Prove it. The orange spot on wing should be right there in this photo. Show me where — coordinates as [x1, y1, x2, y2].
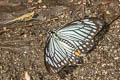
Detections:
[75, 49, 81, 56]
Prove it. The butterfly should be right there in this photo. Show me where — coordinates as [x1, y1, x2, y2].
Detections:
[44, 18, 104, 74]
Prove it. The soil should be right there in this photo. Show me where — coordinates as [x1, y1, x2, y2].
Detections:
[0, 0, 120, 80]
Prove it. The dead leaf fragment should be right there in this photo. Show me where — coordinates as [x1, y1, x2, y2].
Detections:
[24, 71, 30, 80]
[5, 11, 35, 24]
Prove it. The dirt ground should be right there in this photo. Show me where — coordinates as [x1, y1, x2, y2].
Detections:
[0, 0, 120, 80]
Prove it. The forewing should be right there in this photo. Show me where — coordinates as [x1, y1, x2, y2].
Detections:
[44, 37, 76, 74]
[56, 18, 104, 53]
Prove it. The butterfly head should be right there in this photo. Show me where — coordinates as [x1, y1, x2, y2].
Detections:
[46, 29, 53, 36]
[46, 29, 58, 39]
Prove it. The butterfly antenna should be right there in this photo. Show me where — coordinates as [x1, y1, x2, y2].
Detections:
[103, 14, 120, 26]
[46, 29, 52, 36]
[108, 15, 120, 25]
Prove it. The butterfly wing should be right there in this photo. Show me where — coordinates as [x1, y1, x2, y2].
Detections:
[56, 18, 104, 54]
[44, 18, 104, 74]
[44, 35, 76, 74]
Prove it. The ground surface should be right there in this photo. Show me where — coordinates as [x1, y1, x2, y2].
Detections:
[0, 0, 120, 80]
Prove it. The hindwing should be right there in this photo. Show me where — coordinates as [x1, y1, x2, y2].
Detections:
[44, 36, 76, 73]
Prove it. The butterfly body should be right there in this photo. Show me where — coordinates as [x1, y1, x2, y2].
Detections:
[44, 18, 104, 74]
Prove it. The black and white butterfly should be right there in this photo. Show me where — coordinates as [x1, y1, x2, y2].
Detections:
[44, 18, 104, 74]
